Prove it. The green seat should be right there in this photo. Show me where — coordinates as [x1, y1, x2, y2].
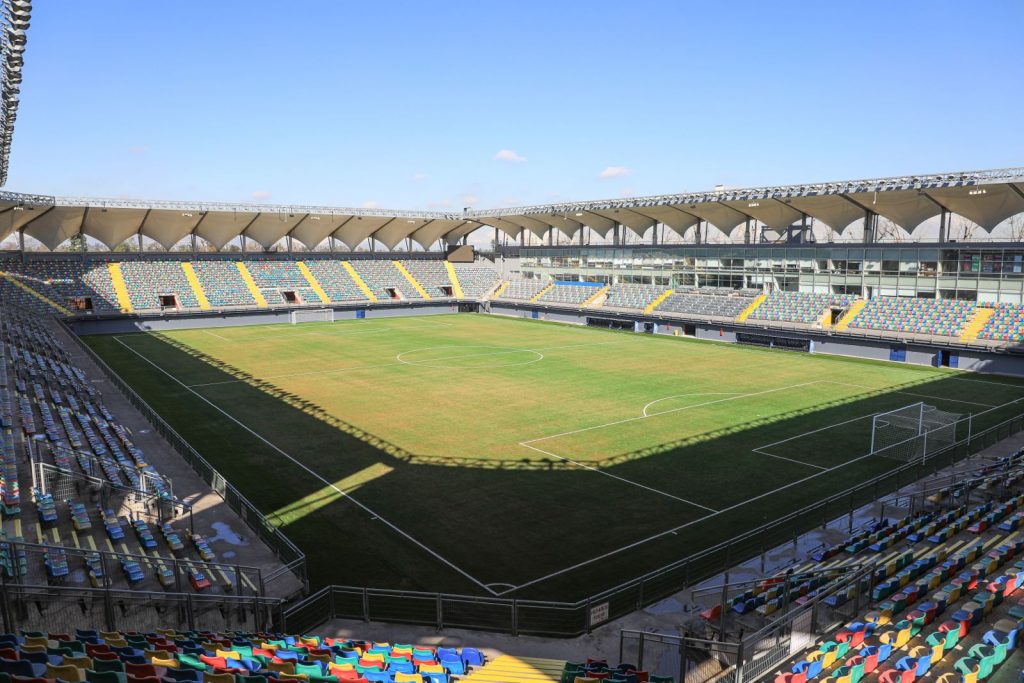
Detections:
[91, 660, 124, 674]
[63, 641, 86, 656]
[308, 676, 337, 683]
[85, 669, 126, 683]
[177, 654, 206, 671]
[295, 664, 322, 677]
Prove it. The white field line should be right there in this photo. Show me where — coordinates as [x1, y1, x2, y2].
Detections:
[201, 330, 231, 342]
[522, 380, 830, 446]
[187, 340, 624, 387]
[828, 380, 996, 408]
[518, 441, 719, 512]
[642, 393, 742, 418]
[111, 335, 500, 596]
[499, 445, 886, 596]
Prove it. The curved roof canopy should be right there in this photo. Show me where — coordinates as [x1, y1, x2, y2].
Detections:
[1, 167, 1023, 251]
[473, 167, 1024, 240]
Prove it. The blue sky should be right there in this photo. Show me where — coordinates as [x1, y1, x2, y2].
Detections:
[7, 1, 1023, 211]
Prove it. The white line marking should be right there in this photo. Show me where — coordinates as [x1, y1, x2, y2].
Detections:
[500, 446, 885, 596]
[519, 441, 719, 512]
[111, 335, 500, 596]
[202, 330, 230, 342]
[523, 380, 830, 445]
[643, 393, 742, 418]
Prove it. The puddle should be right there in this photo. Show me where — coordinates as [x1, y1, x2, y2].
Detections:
[208, 521, 249, 546]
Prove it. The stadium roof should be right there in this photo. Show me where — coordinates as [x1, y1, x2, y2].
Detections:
[0, 167, 1023, 251]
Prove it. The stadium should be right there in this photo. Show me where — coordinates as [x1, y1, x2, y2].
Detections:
[2, 3, 1024, 683]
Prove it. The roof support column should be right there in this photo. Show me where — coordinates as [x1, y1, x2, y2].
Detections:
[862, 210, 876, 244]
[651, 223, 658, 246]
[744, 218, 751, 245]
[938, 208, 949, 243]
[191, 232, 197, 256]
[17, 228, 23, 253]
[695, 220, 703, 245]
[137, 232, 143, 252]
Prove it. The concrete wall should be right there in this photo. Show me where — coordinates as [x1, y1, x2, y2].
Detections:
[485, 301, 1024, 377]
[71, 302, 457, 335]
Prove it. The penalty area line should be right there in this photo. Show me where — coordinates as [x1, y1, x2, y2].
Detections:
[518, 441, 719, 512]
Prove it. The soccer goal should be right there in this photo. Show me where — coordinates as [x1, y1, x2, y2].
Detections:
[871, 402, 961, 462]
[290, 308, 334, 324]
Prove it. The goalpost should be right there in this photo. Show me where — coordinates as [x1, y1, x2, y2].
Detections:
[871, 402, 960, 462]
[289, 308, 334, 324]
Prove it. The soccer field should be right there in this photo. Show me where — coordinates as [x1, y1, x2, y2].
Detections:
[85, 314, 1024, 601]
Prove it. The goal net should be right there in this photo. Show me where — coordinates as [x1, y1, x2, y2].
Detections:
[871, 402, 960, 462]
[290, 308, 334, 324]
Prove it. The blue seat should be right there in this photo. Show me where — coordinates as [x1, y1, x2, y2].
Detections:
[0, 658, 43, 678]
[461, 648, 484, 667]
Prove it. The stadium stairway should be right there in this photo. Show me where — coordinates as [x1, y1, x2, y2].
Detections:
[235, 262, 268, 307]
[492, 281, 510, 299]
[834, 299, 867, 331]
[735, 293, 766, 322]
[530, 283, 554, 303]
[296, 262, 331, 304]
[0, 273, 71, 315]
[179, 262, 211, 310]
[105, 263, 133, 313]
[582, 285, 609, 308]
[394, 260, 432, 299]
[342, 261, 379, 302]
[644, 288, 675, 314]
[444, 261, 465, 298]
[459, 655, 566, 683]
[962, 308, 996, 342]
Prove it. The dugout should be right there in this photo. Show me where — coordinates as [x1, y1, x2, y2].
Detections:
[586, 316, 633, 330]
[736, 332, 811, 352]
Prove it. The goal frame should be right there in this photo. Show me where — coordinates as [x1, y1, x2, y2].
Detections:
[289, 308, 334, 324]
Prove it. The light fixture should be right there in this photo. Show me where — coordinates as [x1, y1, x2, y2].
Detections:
[968, 189, 987, 196]
[575, 212, 584, 217]
[309, 215, 321, 221]
[181, 212, 193, 218]
[748, 202, 760, 208]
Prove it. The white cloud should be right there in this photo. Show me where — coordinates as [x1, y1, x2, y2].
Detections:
[599, 166, 632, 179]
[462, 194, 479, 206]
[411, 172, 428, 182]
[128, 145, 148, 154]
[361, 201, 379, 209]
[494, 149, 526, 163]
[251, 190, 272, 201]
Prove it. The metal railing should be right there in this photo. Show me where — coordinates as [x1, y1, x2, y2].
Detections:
[60, 320, 308, 597]
[0, 582, 283, 634]
[284, 408, 1024, 636]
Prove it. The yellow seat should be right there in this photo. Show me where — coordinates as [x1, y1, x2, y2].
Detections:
[574, 678, 600, 683]
[104, 638, 128, 649]
[99, 631, 122, 641]
[394, 674, 423, 683]
[62, 657, 93, 670]
[216, 650, 241, 661]
[151, 656, 179, 669]
[300, 637, 319, 647]
[24, 637, 50, 649]
[46, 664, 85, 683]
[144, 651, 173, 663]
[418, 664, 443, 674]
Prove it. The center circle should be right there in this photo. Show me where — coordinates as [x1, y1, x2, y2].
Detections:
[396, 345, 544, 368]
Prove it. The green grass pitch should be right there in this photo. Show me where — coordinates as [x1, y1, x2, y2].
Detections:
[84, 314, 1024, 601]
